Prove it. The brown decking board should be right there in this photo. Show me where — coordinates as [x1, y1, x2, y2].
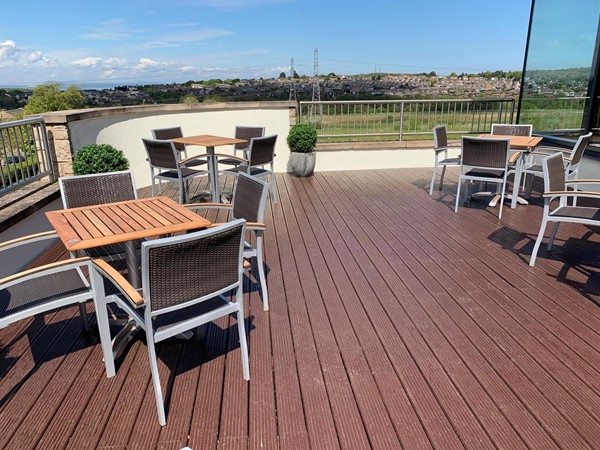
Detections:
[2, 169, 600, 449]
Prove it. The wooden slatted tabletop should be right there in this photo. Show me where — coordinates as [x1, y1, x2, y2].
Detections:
[480, 134, 543, 148]
[171, 134, 247, 148]
[46, 196, 211, 251]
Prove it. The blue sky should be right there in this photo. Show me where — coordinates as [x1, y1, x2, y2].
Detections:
[0, 0, 533, 87]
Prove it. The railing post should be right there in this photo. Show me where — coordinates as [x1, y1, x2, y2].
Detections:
[399, 102, 404, 142]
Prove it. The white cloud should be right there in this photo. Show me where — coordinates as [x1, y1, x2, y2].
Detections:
[0, 40, 18, 60]
[135, 57, 163, 70]
[180, 66, 195, 72]
[71, 57, 102, 68]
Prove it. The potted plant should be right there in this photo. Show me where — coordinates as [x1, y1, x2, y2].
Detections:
[72, 143, 129, 175]
[287, 123, 317, 177]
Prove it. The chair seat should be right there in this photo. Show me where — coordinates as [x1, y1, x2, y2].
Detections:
[137, 296, 230, 333]
[218, 157, 244, 166]
[224, 166, 270, 177]
[464, 168, 505, 179]
[0, 268, 89, 318]
[439, 157, 460, 165]
[551, 206, 600, 221]
[155, 167, 205, 180]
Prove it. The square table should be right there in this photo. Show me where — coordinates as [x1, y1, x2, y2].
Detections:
[479, 134, 543, 208]
[46, 196, 211, 288]
[171, 134, 247, 203]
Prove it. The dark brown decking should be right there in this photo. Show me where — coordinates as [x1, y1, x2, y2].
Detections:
[2, 168, 600, 449]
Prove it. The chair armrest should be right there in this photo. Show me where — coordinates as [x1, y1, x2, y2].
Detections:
[565, 179, 600, 184]
[544, 190, 600, 199]
[508, 151, 524, 164]
[215, 153, 248, 163]
[0, 230, 58, 251]
[180, 154, 210, 165]
[92, 259, 144, 306]
[0, 256, 90, 286]
[246, 222, 266, 230]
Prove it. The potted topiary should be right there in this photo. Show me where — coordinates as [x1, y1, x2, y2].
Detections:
[287, 123, 317, 177]
[72, 143, 129, 175]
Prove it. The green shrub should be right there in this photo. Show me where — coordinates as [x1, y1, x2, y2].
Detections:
[287, 123, 317, 153]
[72, 144, 129, 175]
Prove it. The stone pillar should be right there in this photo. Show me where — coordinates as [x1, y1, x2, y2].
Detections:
[46, 124, 74, 176]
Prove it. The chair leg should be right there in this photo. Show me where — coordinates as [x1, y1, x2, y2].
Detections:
[547, 222, 560, 251]
[530, 216, 549, 266]
[498, 179, 507, 221]
[146, 334, 167, 426]
[91, 269, 116, 377]
[255, 233, 268, 311]
[429, 161, 438, 195]
[454, 177, 462, 212]
[236, 290, 250, 381]
[439, 165, 447, 191]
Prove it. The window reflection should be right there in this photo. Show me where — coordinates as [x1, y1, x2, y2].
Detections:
[519, 0, 600, 134]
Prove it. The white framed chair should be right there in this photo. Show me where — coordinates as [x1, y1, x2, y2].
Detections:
[142, 138, 210, 204]
[59, 170, 140, 262]
[91, 219, 250, 425]
[491, 124, 532, 137]
[529, 152, 600, 266]
[219, 134, 278, 203]
[186, 172, 270, 310]
[523, 132, 593, 201]
[151, 127, 208, 168]
[429, 125, 460, 195]
[0, 231, 93, 330]
[455, 136, 511, 220]
[218, 126, 266, 167]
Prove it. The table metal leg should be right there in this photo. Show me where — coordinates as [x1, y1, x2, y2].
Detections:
[207, 146, 221, 203]
[125, 239, 140, 288]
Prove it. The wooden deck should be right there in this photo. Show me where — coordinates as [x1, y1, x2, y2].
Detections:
[2, 168, 600, 449]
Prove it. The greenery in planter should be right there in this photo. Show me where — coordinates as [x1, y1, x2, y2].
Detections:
[286, 123, 317, 153]
[72, 144, 129, 175]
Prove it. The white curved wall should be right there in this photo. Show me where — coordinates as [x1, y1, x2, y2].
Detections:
[57, 103, 292, 188]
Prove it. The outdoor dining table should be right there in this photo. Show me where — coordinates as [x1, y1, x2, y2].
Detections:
[479, 134, 543, 208]
[45, 196, 211, 289]
[170, 134, 247, 203]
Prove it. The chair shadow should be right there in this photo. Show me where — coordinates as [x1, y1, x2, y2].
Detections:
[159, 314, 256, 416]
[488, 226, 600, 305]
[0, 312, 97, 407]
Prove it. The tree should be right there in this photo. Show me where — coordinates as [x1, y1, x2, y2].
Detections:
[24, 83, 85, 114]
[180, 94, 199, 104]
[279, 72, 287, 79]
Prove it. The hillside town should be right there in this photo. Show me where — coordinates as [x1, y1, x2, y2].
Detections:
[0, 72, 521, 113]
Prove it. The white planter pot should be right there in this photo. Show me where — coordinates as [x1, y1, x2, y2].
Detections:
[288, 152, 316, 177]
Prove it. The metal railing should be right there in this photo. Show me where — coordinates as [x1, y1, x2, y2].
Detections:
[299, 98, 516, 142]
[0, 117, 54, 196]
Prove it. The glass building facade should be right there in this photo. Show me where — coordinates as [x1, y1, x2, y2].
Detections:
[517, 0, 600, 139]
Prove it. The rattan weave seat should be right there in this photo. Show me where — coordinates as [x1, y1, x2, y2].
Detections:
[0, 231, 92, 330]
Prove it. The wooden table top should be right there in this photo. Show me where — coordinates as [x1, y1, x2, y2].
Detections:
[479, 134, 543, 148]
[46, 196, 211, 252]
[171, 134, 247, 147]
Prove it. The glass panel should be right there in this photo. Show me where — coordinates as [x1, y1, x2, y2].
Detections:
[519, 0, 600, 134]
